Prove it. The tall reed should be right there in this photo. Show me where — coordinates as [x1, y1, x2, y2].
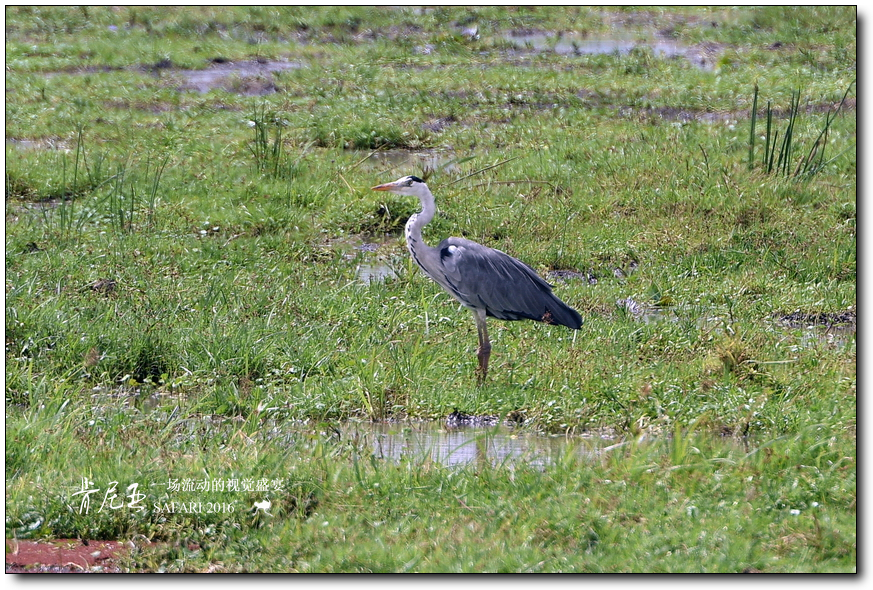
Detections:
[749, 81, 854, 179]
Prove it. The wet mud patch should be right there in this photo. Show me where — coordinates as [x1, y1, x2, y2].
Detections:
[421, 115, 458, 133]
[547, 269, 599, 285]
[40, 64, 125, 79]
[172, 59, 302, 95]
[102, 99, 180, 114]
[777, 310, 856, 328]
[617, 98, 855, 126]
[617, 105, 740, 124]
[5, 539, 130, 573]
[601, 8, 726, 35]
[422, 86, 851, 128]
[429, 89, 743, 126]
[36, 59, 302, 96]
[445, 410, 500, 428]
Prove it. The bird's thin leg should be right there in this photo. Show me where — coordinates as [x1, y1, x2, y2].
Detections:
[474, 309, 491, 384]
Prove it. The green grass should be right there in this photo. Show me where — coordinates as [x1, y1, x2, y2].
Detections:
[5, 6, 855, 572]
[5, 406, 856, 572]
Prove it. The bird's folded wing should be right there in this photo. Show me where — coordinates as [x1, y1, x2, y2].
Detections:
[437, 237, 574, 324]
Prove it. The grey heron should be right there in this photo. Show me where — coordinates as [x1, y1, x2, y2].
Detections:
[371, 175, 582, 382]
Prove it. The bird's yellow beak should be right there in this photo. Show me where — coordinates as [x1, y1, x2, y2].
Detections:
[371, 181, 398, 191]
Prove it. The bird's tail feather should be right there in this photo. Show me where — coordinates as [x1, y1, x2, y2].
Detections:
[544, 295, 583, 330]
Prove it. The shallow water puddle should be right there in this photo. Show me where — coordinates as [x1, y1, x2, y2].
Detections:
[776, 311, 856, 349]
[356, 262, 397, 285]
[6, 138, 68, 151]
[618, 302, 856, 350]
[503, 31, 716, 70]
[781, 322, 856, 350]
[616, 297, 676, 323]
[800, 325, 856, 349]
[173, 60, 302, 95]
[359, 149, 461, 175]
[36, 60, 302, 95]
[345, 421, 618, 468]
[326, 234, 400, 285]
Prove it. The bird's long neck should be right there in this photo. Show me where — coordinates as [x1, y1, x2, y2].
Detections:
[405, 186, 437, 264]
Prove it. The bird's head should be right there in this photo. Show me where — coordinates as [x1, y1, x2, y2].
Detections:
[371, 175, 430, 198]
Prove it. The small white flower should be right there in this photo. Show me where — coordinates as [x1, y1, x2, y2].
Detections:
[790, 509, 801, 515]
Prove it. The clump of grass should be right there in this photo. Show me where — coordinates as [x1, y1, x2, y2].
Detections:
[308, 113, 430, 150]
[247, 104, 293, 179]
[749, 81, 855, 178]
[5, 123, 108, 204]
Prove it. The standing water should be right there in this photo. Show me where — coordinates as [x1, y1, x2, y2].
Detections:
[343, 421, 620, 468]
[502, 30, 718, 70]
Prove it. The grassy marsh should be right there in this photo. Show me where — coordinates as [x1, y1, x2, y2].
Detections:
[5, 6, 855, 572]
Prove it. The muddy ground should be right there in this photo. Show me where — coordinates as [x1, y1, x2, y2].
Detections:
[5, 538, 131, 573]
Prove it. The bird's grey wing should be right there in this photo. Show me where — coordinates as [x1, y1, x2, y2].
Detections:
[436, 237, 582, 329]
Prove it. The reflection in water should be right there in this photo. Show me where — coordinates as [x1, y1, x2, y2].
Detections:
[776, 312, 856, 350]
[356, 262, 397, 285]
[361, 149, 461, 175]
[345, 422, 617, 468]
[798, 324, 856, 349]
[331, 236, 401, 285]
[617, 297, 671, 323]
